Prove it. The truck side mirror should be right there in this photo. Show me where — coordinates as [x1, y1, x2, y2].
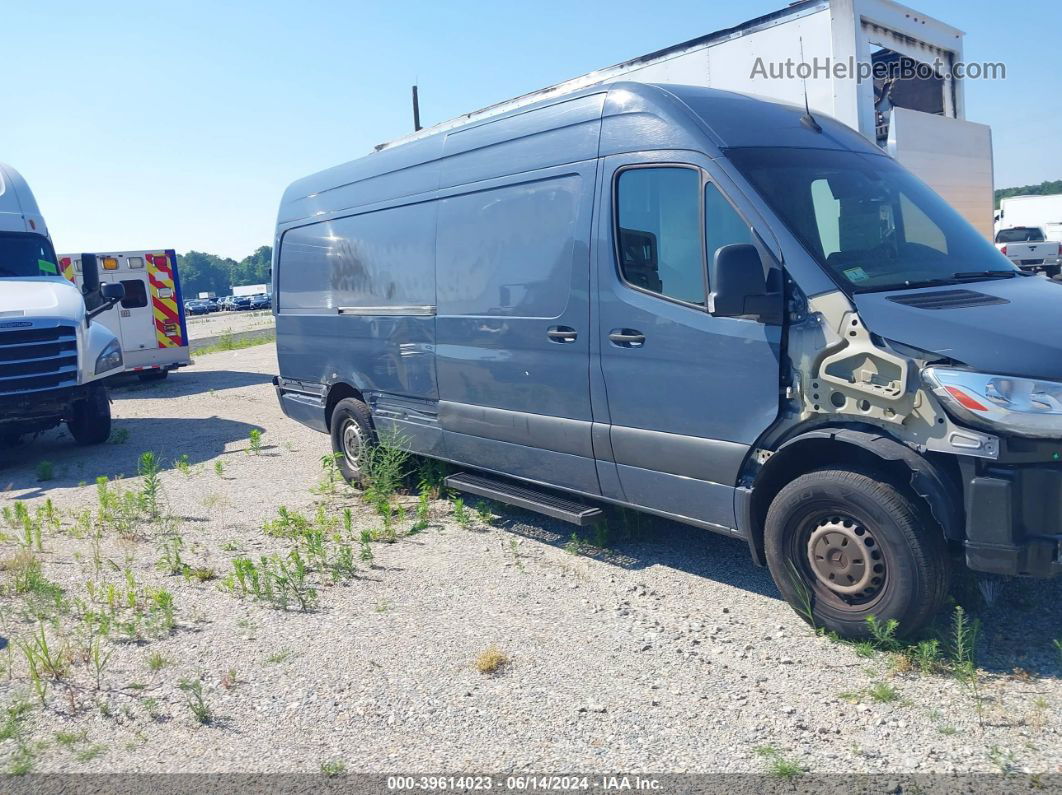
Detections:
[86, 278, 125, 321]
[708, 244, 782, 323]
[81, 253, 101, 309]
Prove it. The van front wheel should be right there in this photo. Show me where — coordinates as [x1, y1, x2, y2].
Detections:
[329, 397, 375, 486]
[764, 468, 949, 639]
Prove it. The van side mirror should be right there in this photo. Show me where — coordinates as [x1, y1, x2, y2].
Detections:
[708, 244, 782, 323]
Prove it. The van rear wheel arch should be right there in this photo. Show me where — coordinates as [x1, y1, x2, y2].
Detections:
[325, 383, 365, 432]
[747, 428, 962, 566]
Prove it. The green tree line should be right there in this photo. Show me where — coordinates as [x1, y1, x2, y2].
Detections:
[177, 246, 271, 297]
[995, 179, 1062, 209]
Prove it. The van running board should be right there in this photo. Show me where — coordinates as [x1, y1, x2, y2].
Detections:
[444, 472, 604, 526]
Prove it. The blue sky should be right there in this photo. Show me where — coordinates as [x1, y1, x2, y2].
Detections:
[6, 0, 1060, 259]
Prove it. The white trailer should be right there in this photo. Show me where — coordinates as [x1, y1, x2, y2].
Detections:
[232, 283, 269, 296]
[389, 0, 995, 237]
[997, 194, 1062, 241]
[60, 249, 191, 382]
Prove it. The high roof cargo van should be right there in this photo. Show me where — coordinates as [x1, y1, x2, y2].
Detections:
[272, 83, 1061, 638]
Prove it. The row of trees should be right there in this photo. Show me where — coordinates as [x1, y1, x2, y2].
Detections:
[177, 246, 272, 297]
[995, 179, 1062, 209]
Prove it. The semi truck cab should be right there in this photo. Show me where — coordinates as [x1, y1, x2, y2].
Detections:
[0, 162, 125, 447]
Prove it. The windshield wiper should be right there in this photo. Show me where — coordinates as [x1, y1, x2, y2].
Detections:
[952, 270, 1020, 281]
[853, 277, 961, 294]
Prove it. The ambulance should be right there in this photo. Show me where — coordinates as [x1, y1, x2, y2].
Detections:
[59, 249, 190, 381]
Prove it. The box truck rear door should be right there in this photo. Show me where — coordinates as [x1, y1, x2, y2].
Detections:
[887, 109, 995, 241]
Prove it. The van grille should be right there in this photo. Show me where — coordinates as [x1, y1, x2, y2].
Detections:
[0, 324, 79, 397]
[886, 290, 1009, 310]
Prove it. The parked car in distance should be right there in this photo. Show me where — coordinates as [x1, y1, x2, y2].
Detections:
[994, 227, 1062, 277]
[250, 293, 271, 310]
[185, 299, 210, 316]
[231, 295, 254, 311]
[274, 81, 1061, 640]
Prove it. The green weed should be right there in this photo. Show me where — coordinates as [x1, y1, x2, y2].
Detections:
[178, 677, 212, 725]
[35, 460, 54, 482]
[248, 429, 263, 455]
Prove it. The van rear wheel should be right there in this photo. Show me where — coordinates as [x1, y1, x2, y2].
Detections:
[329, 397, 376, 486]
[764, 468, 949, 639]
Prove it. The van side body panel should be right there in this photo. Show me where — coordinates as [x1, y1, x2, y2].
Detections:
[275, 83, 802, 527]
[433, 95, 604, 493]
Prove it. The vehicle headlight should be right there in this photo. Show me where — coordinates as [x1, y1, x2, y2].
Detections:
[923, 366, 1062, 439]
[95, 338, 123, 375]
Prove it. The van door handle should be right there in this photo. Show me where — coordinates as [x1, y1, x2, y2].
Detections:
[547, 326, 578, 343]
[608, 329, 646, 348]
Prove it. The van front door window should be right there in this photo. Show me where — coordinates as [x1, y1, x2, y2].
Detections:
[616, 167, 704, 304]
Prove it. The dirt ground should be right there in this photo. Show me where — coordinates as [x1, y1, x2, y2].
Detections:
[0, 343, 1059, 776]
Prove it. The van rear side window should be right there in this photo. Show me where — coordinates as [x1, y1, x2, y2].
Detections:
[615, 167, 703, 305]
[277, 203, 435, 312]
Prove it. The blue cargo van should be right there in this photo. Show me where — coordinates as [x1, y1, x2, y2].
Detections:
[273, 83, 1061, 637]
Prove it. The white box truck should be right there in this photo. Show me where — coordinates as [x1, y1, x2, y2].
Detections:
[997, 194, 1062, 242]
[0, 162, 125, 446]
[389, 0, 995, 237]
[59, 249, 191, 382]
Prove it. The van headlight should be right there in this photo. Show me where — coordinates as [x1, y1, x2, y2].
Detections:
[923, 366, 1062, 439]
[95, 338, 123, 374]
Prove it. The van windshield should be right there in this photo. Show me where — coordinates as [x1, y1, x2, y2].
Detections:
[0, 233, 60, 279]
[726, 147, 1018, 293]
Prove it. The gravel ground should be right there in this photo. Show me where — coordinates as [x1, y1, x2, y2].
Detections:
[184, 310, 274, 342]
[0, 343, 1059, 776]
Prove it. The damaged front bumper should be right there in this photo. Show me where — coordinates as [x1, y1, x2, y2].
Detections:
[962, 456, 1062, 577]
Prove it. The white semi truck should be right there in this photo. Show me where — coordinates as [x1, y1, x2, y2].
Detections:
[0, 162, 126, 446]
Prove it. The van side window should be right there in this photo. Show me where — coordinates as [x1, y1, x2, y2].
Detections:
[616, 167, 703, 304]
[705, 183, 754, 275]
[119, 279, 147, 309]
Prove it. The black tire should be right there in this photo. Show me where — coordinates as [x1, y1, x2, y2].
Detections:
[329, 397, 376, 486]
[137, 369, 169, 383]
[764, 468, 949, 639]
[68, 385, 112, 446]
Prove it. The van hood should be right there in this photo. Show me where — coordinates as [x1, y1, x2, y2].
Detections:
[0, 277, 85, 321]
[853, 276, 1062, 381]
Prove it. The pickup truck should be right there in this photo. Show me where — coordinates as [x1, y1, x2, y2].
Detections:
[994, 226, 1062, 277]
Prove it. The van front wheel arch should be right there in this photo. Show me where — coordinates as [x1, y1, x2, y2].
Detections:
[764, 468, 950, 639]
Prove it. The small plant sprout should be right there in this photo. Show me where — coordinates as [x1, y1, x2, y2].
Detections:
[321, 760, 346, 777]
[248, 429, 263, 455]
[563, 533, 585, 556]
[138, 451, 163, 519]
[474, 500, 494, 526]
[175, 454, 191, 475]
[359, 531, 375, 566]
[754, 746, 807, 781]
[35, 460, 55, 482]
[868, 681, 900, 703]
[451, 498, 471, 528]
[178, 677, 212, 725]
[214, 460, 225, 478]
[147, 651, 169, 672]
[475, 645, 510, 674]
[108, 427, 130, 444]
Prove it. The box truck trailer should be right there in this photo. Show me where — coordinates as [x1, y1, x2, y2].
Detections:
[996, 194, 1062, 242]
[59, 249, 190, 382]
[0, 162, 125, 446]
[273, 79, 1060, 639]
[384, 0, 996, 238]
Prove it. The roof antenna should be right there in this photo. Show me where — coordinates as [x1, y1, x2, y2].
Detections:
[412, 84, 422, 132]
[798, 37, 822, 133]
